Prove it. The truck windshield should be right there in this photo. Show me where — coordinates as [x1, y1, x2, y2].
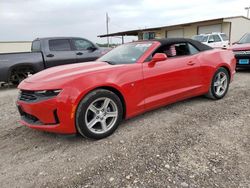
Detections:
[98, 43, 152, 64]
[238, 33, 250, 44]
[193, 35, 208, 43]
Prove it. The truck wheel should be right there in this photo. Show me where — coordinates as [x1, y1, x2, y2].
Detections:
[76, 89, 123, 139]
[9, 68, 34, 85]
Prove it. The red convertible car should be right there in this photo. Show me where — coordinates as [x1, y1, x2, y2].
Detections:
[17, 39, 236, 139]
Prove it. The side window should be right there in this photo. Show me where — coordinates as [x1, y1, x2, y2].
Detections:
[174, 43, 190, 56]
[213, 35, 222, 42]
[188, 43, 199, 55]
[153, 42, 195, 58]
[73, 39, 94, 50]
[143, 32, 155, 40]
[208, 35, 214, 42]
[31, 40, 41, 52]
[49, 39, 72, 51]
[164, 44, 177, 57]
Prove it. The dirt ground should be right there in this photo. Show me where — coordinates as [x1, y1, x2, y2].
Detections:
[0, 71, 250, 188]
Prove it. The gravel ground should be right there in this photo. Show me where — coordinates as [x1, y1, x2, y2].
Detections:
[0, 71, 250, 188]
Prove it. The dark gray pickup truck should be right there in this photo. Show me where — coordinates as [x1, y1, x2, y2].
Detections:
[0, 37, 109, 84]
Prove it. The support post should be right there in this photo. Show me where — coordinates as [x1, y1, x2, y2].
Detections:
[122, 36, 124, 44]
[106, 13, 109, 47]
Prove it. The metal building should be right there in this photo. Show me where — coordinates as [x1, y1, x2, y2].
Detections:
[98, 16, 250, 44]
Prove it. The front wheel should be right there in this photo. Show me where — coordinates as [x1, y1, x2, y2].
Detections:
[76, 89, 123, 139]
[206, 67, 230, 100]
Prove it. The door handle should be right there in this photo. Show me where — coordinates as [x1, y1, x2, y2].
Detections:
[76, 52, 83, 55]
[187, 61, 195, 66]
[46, 54, 54, 58]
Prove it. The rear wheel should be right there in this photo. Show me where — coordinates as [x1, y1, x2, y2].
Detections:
[76, 89, 123, 139]
[206, 67, 230, 100]
[9, 67, 34, 85]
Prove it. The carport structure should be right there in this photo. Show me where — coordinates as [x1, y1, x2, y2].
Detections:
[98, 16, 250, 44]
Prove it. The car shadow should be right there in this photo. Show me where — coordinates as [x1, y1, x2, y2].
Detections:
[236, 68, 250, 73]
[122, 95, 210, 125]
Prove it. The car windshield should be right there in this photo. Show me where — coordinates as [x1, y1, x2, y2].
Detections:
[193, 35, 203, 42]
[98, 43, 153, 64]
[193, 35, 208, 42]
[238, 33, 250, 44]
[220, 34, 229, 41]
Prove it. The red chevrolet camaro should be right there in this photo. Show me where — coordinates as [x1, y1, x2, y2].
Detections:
[17, 39, 236, 139]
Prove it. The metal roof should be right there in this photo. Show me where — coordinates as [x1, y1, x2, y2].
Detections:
[98, 16, 249, 38]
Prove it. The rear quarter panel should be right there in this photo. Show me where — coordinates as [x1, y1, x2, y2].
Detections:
[198, 49, 236, 90]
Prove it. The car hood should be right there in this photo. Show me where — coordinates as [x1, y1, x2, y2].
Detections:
[230, 43, 250, 51]
[23, 61, 124, 83]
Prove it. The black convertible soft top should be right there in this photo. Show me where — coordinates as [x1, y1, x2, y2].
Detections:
[152, 38, 213, 52]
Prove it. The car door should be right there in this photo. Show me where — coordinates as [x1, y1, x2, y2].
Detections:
[44, 39, 77, 68]
[72, 38, 101, 62]
[142, 42, 203, 110]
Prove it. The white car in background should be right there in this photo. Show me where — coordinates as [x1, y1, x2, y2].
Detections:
[192, 33, 230, 48]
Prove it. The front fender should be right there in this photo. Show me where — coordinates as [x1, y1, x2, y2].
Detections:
[64, 65, 145, 119]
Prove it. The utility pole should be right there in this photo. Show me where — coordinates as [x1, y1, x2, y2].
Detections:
[245, 7, 250, 18]
[106, 13, 110, 47]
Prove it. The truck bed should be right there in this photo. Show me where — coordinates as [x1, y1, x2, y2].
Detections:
[0, 52, 44, 82]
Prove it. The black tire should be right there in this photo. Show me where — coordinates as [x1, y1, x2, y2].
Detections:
[76, 89, 123, 139]
[206, 67, 230, 100]
[9, 68, 34, 85]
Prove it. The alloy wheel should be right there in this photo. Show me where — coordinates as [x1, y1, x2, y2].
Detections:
[85, 97, 118, 134]
[213, 72, 228, 97]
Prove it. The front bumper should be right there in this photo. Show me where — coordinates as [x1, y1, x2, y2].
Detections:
[234, 51, 250, 68]
[16, 93, 77, 134]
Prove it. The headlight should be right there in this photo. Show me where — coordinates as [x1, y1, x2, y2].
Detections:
[34, 89, 62, 97]
[19, 89, 62, 102]
[18, 89, 62, 102]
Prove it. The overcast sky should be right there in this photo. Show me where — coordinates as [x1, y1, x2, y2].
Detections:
[0, 0, 249, 43]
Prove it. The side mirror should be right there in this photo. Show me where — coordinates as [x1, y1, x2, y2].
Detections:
[208, 39, 215, 43]
[151, 53, 167, 62]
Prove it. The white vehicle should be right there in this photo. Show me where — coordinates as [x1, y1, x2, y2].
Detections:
[192, 33, 229, 48]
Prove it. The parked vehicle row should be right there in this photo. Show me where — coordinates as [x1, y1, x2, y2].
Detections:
[16, 38, 236, 139]
[0, 37, 109, 84]
[193, 32, 250, 68]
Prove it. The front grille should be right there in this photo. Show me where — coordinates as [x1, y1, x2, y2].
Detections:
[234, 51, 250, 55]
[19, 90, 37, 102]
